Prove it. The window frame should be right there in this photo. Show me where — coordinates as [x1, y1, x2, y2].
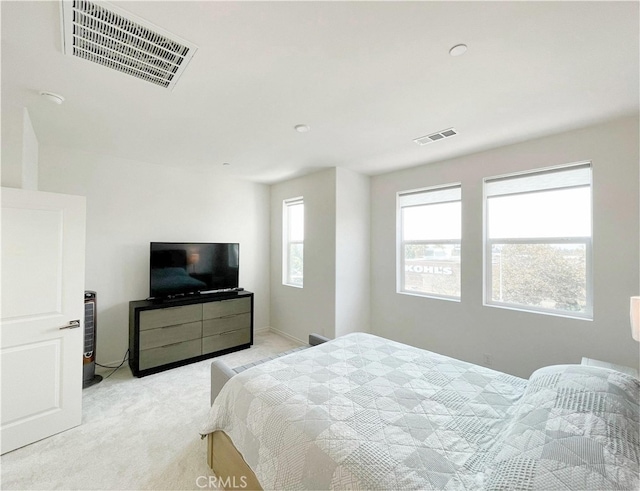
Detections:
[397, 183, 462, 301]
[282, 196, 304, 288]
[483, 162, 593, 319]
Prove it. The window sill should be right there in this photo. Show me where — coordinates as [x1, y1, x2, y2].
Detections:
[398, 290, 460, 302]
[484, 301, 593, 321]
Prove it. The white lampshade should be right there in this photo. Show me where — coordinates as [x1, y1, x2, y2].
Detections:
[631, 296, 640, 342]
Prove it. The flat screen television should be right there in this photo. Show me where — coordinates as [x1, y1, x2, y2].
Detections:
[150, 242, 239, 298]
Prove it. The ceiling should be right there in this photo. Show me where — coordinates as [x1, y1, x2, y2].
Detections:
[2, 1, 638, 184]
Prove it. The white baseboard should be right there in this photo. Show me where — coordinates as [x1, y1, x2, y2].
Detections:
[267, 326, 306, 345]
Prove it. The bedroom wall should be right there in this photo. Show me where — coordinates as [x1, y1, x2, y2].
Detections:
[270, 167, 371, 342]
[1, 104, 24, 188]
[335, 167, 371, 337]
[270, 168, 337, 342]
[21, 108, 39, 190]
[370, 115, 640, 379]
[38, 145, 271, 365]
[1, 106, 39, 190]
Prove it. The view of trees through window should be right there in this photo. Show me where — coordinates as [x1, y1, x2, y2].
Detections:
[288, 242, 303, 286]
[491, 243, 587, 313]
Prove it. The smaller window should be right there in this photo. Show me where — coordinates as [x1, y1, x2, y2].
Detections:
[398, 184, 462, 299]
[283, 197, 304, 287]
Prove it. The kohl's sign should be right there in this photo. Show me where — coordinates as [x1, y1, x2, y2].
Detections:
[405, 264, 453, 275]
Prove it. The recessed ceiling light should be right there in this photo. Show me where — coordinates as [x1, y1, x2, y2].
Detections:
[40, 91, 65, 104]
[449, 44, 468, 57]
[294, 124, 310, 133]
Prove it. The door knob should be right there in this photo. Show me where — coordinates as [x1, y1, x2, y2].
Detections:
[59, 319, 80, 330]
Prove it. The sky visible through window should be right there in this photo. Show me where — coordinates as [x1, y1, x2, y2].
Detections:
[288, 203, 304, 241]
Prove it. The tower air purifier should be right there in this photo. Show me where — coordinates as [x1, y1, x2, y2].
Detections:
[83, 291, 102, 388]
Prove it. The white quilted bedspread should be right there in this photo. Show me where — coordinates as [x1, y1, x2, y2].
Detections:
[203, 333, 639, 490]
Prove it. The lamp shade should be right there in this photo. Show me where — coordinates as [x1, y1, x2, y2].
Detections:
[631, 296, 640, 342]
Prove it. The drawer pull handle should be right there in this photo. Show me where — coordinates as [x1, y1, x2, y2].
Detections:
[221, 330, 242, 336]
[161, 341, 184, 348]
[160, 323, 199, 329]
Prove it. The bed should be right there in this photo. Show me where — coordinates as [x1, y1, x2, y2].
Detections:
[202, 332, 639, 490]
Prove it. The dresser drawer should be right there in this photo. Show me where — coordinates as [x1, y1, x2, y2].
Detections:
[139, 304, 202, 330]
[139, 321, 202, 350]
[202, 328, 251, 355]
[203, 313, 250, 337]
[139, 339, 201, 370]
[203, 298, 251, 320]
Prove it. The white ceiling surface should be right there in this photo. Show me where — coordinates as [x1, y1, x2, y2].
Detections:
[2, 1, 638, 183]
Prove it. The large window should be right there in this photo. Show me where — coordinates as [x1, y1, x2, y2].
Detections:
[484, 163, 592, 318]
[398, 184, 461, 299]
[283, 197, 304, 287]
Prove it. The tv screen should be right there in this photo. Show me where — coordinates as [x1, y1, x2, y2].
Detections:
[150, 242, 239, 298]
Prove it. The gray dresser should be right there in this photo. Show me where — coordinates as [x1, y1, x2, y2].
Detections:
[129, 292, 253, 377]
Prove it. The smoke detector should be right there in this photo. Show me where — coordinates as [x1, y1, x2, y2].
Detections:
[40, 91, 65, 104]
[294, 124, 311, 133]
[60, 0, 197, 90]
[413, 128, 458, 146]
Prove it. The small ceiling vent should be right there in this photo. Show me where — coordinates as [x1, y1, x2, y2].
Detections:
[61, 0, 197, 90]
[413, 128, 458, 146]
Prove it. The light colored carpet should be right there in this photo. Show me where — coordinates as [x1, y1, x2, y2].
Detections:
[1, 330, 302, 490]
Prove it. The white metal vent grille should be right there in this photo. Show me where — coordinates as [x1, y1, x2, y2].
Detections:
[61, 0, 197, 90]
[413, 128, 458, 146]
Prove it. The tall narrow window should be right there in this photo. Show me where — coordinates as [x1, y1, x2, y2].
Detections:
[398, 184, 461, 299]
[283, 197, 304, 287]
[484, 163, 592, 318]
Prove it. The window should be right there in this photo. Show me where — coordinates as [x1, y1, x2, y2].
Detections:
[484, 163, 592, 318]
[398, 184, 461, 299]
[283, 197, 304, 287]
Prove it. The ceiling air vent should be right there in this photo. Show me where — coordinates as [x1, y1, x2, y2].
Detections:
[413, 128, 458, 146]
[60, 0, 197, 90]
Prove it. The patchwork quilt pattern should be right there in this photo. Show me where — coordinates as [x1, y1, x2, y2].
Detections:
[203, 333, 639, 490]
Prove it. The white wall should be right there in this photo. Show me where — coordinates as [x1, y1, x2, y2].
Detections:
[270, 167, 371, 342]
[1, 106, 39, 190]
[371, 116, 640, 378]
[21, 108, 38, 190]
[270, 168, 337, 342]
[335, 167, 371, 336]
[1, 104, 23, 188]
[39, 145, 271, 365]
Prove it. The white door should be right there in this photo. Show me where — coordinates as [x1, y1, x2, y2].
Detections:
[1, 187, 86, 454]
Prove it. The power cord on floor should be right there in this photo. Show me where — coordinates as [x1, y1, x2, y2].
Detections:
[96, 349, 130, 379]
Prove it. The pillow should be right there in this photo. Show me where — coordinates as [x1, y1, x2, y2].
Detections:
[484, 365, 639, 490]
